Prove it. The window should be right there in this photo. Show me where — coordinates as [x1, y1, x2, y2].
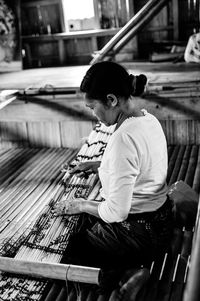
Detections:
[62, 0, 95, 19]
[62, 0, 97, 31]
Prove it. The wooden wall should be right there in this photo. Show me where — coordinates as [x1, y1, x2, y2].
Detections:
[132, 96, 200, 145]
[0, 95, 96, 149]
[9, 0, 200, 68]
[0, 94, 199, 149]
[0, 0, 22, 72]
[20, 0, 134, 68]
[133, 0, 175, 59]
[178, 0, 200, 40]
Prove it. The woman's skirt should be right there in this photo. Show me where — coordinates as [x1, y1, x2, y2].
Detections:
[65, 197, 174, 270]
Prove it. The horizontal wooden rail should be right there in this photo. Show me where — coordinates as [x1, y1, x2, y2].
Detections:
[0, 257, 101, 284]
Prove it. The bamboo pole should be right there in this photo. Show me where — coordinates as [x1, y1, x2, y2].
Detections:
[192, 147, 200, 194]
[90, 0, 168, 64]
[0, 257, 101, 284]
[112, 0, 170, 55]
[167, 145, 180, 184]
[177, 146, 192, 182]
[0, 149, 77, 253]
[168, 145, 186, 186]
[183, 199, 200, 301]
[185, 145, 199, 188]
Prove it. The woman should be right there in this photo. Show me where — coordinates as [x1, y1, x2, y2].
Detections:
[54, 61, 173, 297]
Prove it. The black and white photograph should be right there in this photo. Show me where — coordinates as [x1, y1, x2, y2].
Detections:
[0, 0, 199, 300]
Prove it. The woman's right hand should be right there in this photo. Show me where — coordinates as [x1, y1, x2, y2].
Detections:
[69, 161, 101, 178]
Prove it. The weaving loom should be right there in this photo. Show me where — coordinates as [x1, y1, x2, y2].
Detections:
[0, 123, 114, 300]
[0, 119, 199, 300]
[0, 61, 200, 300]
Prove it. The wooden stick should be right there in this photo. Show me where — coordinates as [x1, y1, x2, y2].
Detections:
[0, 96, 16, 110]
[0, 257, 101, 284]
[112, 0, 170, 55]
[183, 199, 200, 301]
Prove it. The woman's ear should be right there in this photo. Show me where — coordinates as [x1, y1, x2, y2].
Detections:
[106, 94, 118, 107]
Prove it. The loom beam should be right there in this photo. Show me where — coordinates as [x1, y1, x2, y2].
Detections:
[0, 257, 101, 284]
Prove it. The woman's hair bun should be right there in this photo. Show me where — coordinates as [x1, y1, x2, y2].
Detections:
[130, 73, 147, 96]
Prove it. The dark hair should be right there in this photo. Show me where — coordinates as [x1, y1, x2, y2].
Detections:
[80, 61, 147, 103]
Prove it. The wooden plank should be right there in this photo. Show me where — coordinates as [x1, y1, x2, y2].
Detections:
[27, 122, 61, 148]
[0, 97, 17, 111]
[22, 28, 120, 40]
[93, 0, 100, 29]
[175, 121, 190, 145]
[22, 0, 60, 7]
[0, 63, 200, 91]
[0, 148, 32, 184]
[168, 145, 186, 186]
[167, 145, 180, 183]
[169, 230, 194, 301]
[185, 145, 199, 188]
[58, 39, 65, 64]
[42, 283, 61, 301]
[0, 257, 100, 284]
[172, 0, 179, 40]
[192, 147, 200, 193]
[154, 228, 184, 301]
[177, 146, 192, 182]
[0, 121, 28, 148]
[183, 202, 200, 301]
[140, 254, 168, 300]
[60, 120, 94, 149]
[0, 96, 199, 146]
[0, 91, 18, 110]
[58, 0, 65, 32]
[0, 97, 94, 122]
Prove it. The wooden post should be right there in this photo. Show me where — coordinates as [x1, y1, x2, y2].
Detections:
[58, 0, 66, 32]
[0, 257, 101, 284]
[183, 198, 200, 301]
[58, 39, 65, 65]
[93, 0, 100, 29]
[172, 0, 179, 40]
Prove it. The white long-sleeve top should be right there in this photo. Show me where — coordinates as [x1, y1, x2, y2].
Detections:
[98, 110, 168, 223]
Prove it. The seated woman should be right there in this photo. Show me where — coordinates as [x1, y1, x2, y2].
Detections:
[54, 61, 173, 299]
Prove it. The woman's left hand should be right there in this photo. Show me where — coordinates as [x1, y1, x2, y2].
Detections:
[53, 198, 84, 216]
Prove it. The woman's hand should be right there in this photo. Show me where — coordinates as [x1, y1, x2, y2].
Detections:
[69, 161, 101, 178]
[54, 198, 101, 218]
[53, 198, 84, 216]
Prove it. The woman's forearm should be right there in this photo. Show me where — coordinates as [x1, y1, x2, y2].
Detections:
[81, 199, 100, 218]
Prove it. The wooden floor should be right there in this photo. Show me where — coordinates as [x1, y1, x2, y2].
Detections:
[0, 62, 200, 91]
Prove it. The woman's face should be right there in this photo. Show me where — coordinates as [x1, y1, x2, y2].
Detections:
[85, 96, 117, 126]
